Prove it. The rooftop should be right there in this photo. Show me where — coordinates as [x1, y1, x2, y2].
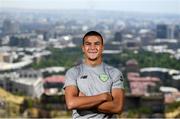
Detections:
[44, 75, 65, 83]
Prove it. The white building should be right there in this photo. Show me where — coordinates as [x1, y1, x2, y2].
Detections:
[0, 69, 44, 98]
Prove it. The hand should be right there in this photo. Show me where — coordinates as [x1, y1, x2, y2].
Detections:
[100, 92, 112, 102]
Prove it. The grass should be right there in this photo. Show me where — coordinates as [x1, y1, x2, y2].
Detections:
[0, 87, 24, 105]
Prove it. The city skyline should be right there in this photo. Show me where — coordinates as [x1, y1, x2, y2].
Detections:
[0, 0, 180, 15]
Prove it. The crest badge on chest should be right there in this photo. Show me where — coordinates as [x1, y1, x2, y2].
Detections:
[99, 74, 109, 82]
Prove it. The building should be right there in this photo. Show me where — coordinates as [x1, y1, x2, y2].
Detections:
[0, 69, 44, 98]
[156, 24, 179, 39]
[43, 75, 64, 96]
[124, 93, 164, 117]
[174, 25, 180, 39]
[160, 86, 180, 103]
[121, 34, 141, 50]
[0, 52, 13, 63]
[0, 60, 33, 71]
[139, 29, 155, 46]
[140, 67, 180, 90]
[126, 59, 139, 73]
[9, 36, 31, 47]
[114, 31, 122, 42]
[2, 19, 20, 35]
[72, 35, 82, 46]
[156, 24, 168, 39]
[151, 39, 179, 50]
[128, 72, 160, 95]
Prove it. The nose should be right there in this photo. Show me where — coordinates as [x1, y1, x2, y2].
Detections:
[90, 44, 96, 49]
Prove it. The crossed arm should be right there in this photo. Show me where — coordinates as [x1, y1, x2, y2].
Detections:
[64, 85, 124, 114]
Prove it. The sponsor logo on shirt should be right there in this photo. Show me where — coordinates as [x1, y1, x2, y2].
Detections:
[80, 75, 88, 79]
[120, 76, 123, 81]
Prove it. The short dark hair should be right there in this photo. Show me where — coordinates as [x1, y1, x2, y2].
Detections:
[83, 31, 103, 45]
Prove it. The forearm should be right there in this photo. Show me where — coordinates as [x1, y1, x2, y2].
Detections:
[97, 101, 123, 114]
[65, 86, 112, 110]
[66, 94, 106, 110]
[97, 89, 124, 114]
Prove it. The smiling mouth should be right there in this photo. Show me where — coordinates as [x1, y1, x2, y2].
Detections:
[88, 52, 97, 53]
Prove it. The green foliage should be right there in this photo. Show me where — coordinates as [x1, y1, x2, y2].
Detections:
[125, 50, 180, 70]
[31, 47, 82, 69]
[127, 106, 152, 118]
[32, 48, 180, 71]
[166, 101, 180, 112]
[21, 97, 39, 110]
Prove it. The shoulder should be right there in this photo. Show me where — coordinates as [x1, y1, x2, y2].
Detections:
[103, 63, 123, 76]
[65, 64, 82, 76]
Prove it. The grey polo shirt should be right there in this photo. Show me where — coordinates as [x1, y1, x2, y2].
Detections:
[64, 63, 124, 119]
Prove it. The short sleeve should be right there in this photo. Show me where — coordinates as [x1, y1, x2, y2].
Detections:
[112, 70, 124, 89]
[63, 67, 78, 89]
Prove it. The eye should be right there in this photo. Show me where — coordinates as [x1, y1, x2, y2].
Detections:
[85, 42, 91, 46]
[95, 42, 101, 45]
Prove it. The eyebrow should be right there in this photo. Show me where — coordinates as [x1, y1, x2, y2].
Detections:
[84, 41, 101, 44]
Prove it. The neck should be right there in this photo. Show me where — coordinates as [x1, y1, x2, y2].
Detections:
[84, 58, 102, 67]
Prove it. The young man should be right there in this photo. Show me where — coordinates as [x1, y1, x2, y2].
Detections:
[64, 31, 124, 118]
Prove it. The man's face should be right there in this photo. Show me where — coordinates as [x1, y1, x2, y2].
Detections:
[82, 35, 104, 61]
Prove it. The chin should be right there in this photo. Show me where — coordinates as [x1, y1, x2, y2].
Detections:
[88, 57, 98, 61]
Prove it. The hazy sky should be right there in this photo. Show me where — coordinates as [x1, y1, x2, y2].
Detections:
[0, 0, 180, 14]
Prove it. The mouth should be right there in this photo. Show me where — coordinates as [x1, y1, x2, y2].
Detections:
[86, 52, 98, 60]
[88, 52, 97, 53]
[88, 50, 98, 53]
